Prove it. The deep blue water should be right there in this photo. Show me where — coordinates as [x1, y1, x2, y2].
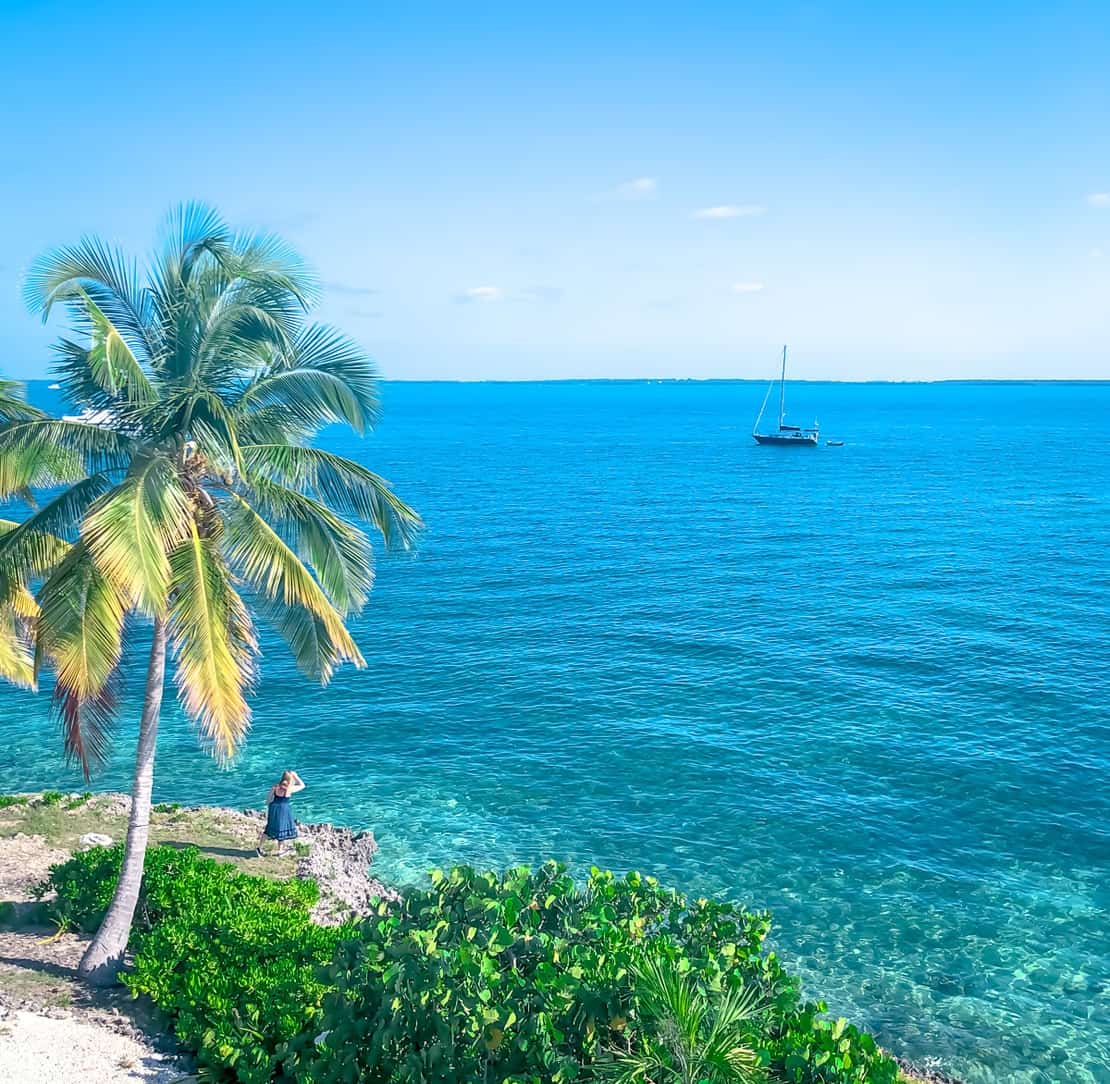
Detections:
[2, 380, 1108, 1083]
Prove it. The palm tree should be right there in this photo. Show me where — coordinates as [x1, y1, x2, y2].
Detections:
[0, 203, 421, 985]
[604, 956, 765, 1084]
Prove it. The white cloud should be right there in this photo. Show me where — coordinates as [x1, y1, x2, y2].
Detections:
[455, 286, 504, 303]
[615, 177, 658, 200]
[1087, 192, 1110, 208]
[730, 281, 765, 294]
[692, 204, 766, 220]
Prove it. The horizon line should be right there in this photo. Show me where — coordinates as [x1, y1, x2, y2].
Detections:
[14, 376, 1110, 387]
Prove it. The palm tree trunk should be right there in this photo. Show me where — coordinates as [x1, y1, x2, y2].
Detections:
[78, 617, 167, 986]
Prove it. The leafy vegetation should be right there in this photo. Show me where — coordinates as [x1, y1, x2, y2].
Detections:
[42, 844, 348, 1083]
[0, 203, 421, 981]
[0, 793, 28, 808]
[39, 851, 899, 1084]
[602, 955, 764, 1084]
[292, 864, 898, 1084]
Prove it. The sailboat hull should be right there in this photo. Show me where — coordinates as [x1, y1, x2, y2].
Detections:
[753, 431, 819, 446]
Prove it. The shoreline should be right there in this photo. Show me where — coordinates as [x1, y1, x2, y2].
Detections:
[0, 790, 962, 1084]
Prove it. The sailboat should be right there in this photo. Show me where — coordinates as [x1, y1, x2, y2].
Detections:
[752, 346, 818, 446]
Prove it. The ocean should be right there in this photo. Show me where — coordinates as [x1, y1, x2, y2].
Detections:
[1, 379, 1107, 1083]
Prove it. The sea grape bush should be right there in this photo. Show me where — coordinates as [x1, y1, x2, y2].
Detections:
[289, 863, 898, 1084]
[40, 851, 898, 1084]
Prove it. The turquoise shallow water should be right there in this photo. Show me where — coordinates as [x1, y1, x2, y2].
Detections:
[1, 380, 1108, 1083]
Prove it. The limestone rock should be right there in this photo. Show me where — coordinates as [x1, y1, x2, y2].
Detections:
[295, 823, 400, 924]
[78, 833, 114, 849]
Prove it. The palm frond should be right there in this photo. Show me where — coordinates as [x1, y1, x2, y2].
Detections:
[22, 235, 155, 360]
[0, 380, 45, 424]
[167, 519, 257, 759]
[0, 610, 35, 689]
[0, 439, 84, 499]
[609, 958, 764, 1084]
[0, 478, 107, 603]
[35, 544, 127, 777]
[233, 477, 374, 613]
[181, 391, 243, 472]
[81, 457, 193, 615]
[155, 201, 231, 287]
[222, 492, 364, 676]
[223, 229, 319, 306]
[240, 444, 422, 550]
[76, 291, 158, 406]
[0, 418, 133, 480]
[238, 324, 380, 434]
[255, 597, 351, 684]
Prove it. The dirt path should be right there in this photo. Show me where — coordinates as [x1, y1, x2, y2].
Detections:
[0, 1007, 182, 1083]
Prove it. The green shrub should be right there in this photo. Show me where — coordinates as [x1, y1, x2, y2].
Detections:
[38, 790, 65, 806]
[290, 863, 896, 1084]
[38, 844, 121, 932]
[0, 794, 28, 809]
[40, 844, 346, 1084]
[39, 851, 897, 1084]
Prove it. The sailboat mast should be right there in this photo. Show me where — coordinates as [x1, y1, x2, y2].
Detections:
[778, 345, 787, 429]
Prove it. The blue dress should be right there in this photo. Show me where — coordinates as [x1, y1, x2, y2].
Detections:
[264, 788, 298, 841]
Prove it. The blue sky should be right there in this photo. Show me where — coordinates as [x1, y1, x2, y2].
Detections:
[1, 1, 1108, 380]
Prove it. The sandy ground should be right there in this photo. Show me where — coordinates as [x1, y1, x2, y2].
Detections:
[0, 823, 189, 1084]
[0, 1008, 183, 1083]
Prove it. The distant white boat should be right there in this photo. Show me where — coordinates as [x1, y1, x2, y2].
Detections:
[48, 383, 60, 390]
[61, 408, 116, 427]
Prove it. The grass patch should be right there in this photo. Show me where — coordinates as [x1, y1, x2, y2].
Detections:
[0, 792, 297, 879]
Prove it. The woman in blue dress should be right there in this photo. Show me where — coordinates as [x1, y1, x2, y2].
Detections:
[256, 770, 305, 856]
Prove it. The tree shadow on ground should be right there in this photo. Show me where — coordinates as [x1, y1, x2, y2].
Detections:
[0, 953, 72, 979]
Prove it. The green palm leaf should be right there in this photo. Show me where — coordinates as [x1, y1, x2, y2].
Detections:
[241, 443, 423, 549]
[167, 520, 257, 759]
[81, 457, 193, 615]
[233, 477, 374, 613]
[605, 957, 764, 1084]
[23, 235, 156, 362]
[0, 479, 108, 604]
[35, 544, 128, 776]
[0, 610, 35, 689]
[0, 418, 133, 478]
[0, 380, 45, 424]
[238, 324, 380, 434]
[79, 291, 158, 406]
[222, 492, 364, 669]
